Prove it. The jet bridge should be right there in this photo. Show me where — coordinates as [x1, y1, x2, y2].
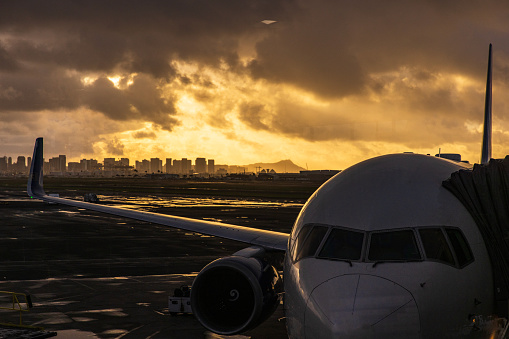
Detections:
[444, 156, 509, 318]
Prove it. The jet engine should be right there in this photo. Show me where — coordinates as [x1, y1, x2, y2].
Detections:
[191, 255, 282, 335]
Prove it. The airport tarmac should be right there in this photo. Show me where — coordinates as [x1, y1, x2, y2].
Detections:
[0, 274, 286, 339]
[0, 178, 319, 338]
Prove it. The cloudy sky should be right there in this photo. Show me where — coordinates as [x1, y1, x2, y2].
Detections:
[1, 1, 509, 169]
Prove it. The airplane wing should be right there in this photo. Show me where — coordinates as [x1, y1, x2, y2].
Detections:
[27, 138, 289, 251]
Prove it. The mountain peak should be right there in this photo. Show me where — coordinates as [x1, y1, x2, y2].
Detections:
[244, 160, 306, 173]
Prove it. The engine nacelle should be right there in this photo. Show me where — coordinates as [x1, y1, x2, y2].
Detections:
[191, 255, 282, 335]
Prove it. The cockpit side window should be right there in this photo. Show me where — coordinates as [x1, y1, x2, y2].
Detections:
[446, 228, 474, 267]
[293, 225, 328, 262]
[318, 228, 364, 260]
[419, 228, 455, 266]
[367, 230, 421, 261]
[290, 224, 313, 261]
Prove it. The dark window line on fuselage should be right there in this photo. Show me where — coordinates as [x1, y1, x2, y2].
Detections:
[291, 224, 475, 269]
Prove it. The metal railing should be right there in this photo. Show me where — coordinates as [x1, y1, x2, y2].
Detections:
[0, 291, 33, 326]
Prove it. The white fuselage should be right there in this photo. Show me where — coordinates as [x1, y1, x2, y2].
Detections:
[283, 154, 494, 338]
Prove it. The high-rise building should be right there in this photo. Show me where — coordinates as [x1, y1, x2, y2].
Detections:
[119, 158, 129, 168]
[165, 158, 172, 173]
[150, 158, 162, 173]
[16, 156, 26, 173]
[207, 159, 215, 174]
[59, 155, 66, 172]
[68, 162, 81, 172]
[172, 160, 182, 174]
[0, 156, 7, 172]
[103, 158, 116, 170]
[136, 159, 150, 173]
[181, 158, 191, 175]
[49, 157, 60, 172]
[142, 159, 150, 172]
[27, 157, 32, 173]
[80, 159, 99, 172]
[195, 158, 206, 174]
[8, 157, 12, 170]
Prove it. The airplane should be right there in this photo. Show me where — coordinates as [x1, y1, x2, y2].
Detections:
[27, 44, 507, 338]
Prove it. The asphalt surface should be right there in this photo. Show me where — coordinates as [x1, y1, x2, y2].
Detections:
[0, 178, 317, 338]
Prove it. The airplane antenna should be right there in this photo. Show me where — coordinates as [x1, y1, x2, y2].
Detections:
[481, 43, 493, 164]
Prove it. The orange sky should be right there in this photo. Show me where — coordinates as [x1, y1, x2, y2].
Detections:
[1, 1, 509, 170]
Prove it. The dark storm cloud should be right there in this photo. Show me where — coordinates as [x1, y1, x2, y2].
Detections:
[268, 103, 354, 142]
[0, 0, 293, 76]
[2, 0, 509, 154]
[133, 131, 157, 139]
[0, 43, 19, 71]
[0, 67, 82, 112]
[0, 66, 178, 129]
[238, 103, 269, 130]
[104, 138, 125, 156]
[249, 1, 509, 100]
[249, 8, 367, 98]
[0, 0, 295, 137]
[83, 78, 131, 120]
[83, 75, 177, 130]
[2, 0, 506, 103]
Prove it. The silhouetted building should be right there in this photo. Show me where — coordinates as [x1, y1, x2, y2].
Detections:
[435, 153, 465, 163]
[68, 162, 81, 172]
[208, 159, 215, 174]
[150, 158, 162, 173]
[49, 156, 66, 172]
[0, 156, 7, 172]
[181, 158, 191, 175]
[103, 158, 116, 170]
[165, 158, 172, 173]
[80, 159, 99, 172]
[216, 164, 228, 175]
[135, 159, 150, 173]
[173, 160, 182, 174]
[195, 158, 206, 174]
[16, 156, 26, 173]
[59, 155, 66, 172]
[119, 158, 129, 167]
[49, 157, 60, 172]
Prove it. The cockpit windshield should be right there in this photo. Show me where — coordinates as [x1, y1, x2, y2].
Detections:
[291, 224, 473, 269]
[368, 230, 421, 261]
[318, 228, 364, 260]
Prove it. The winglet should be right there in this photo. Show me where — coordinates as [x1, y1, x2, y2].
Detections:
[481, 43, 492, 164]
[27, 137, 46, 198]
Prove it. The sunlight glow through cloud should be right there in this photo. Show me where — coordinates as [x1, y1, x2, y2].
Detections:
[2, 1, 509, 170]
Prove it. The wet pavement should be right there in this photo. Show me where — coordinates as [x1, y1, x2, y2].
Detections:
[0, 274, 286, 339]
[0, 179, 314, 338]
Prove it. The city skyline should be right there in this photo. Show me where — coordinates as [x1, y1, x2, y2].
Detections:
[1, 152, 306, 175]
[2, 3, 509, 169]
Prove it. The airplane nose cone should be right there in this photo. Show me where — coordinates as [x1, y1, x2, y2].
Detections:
[304, 275, 420, 338]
